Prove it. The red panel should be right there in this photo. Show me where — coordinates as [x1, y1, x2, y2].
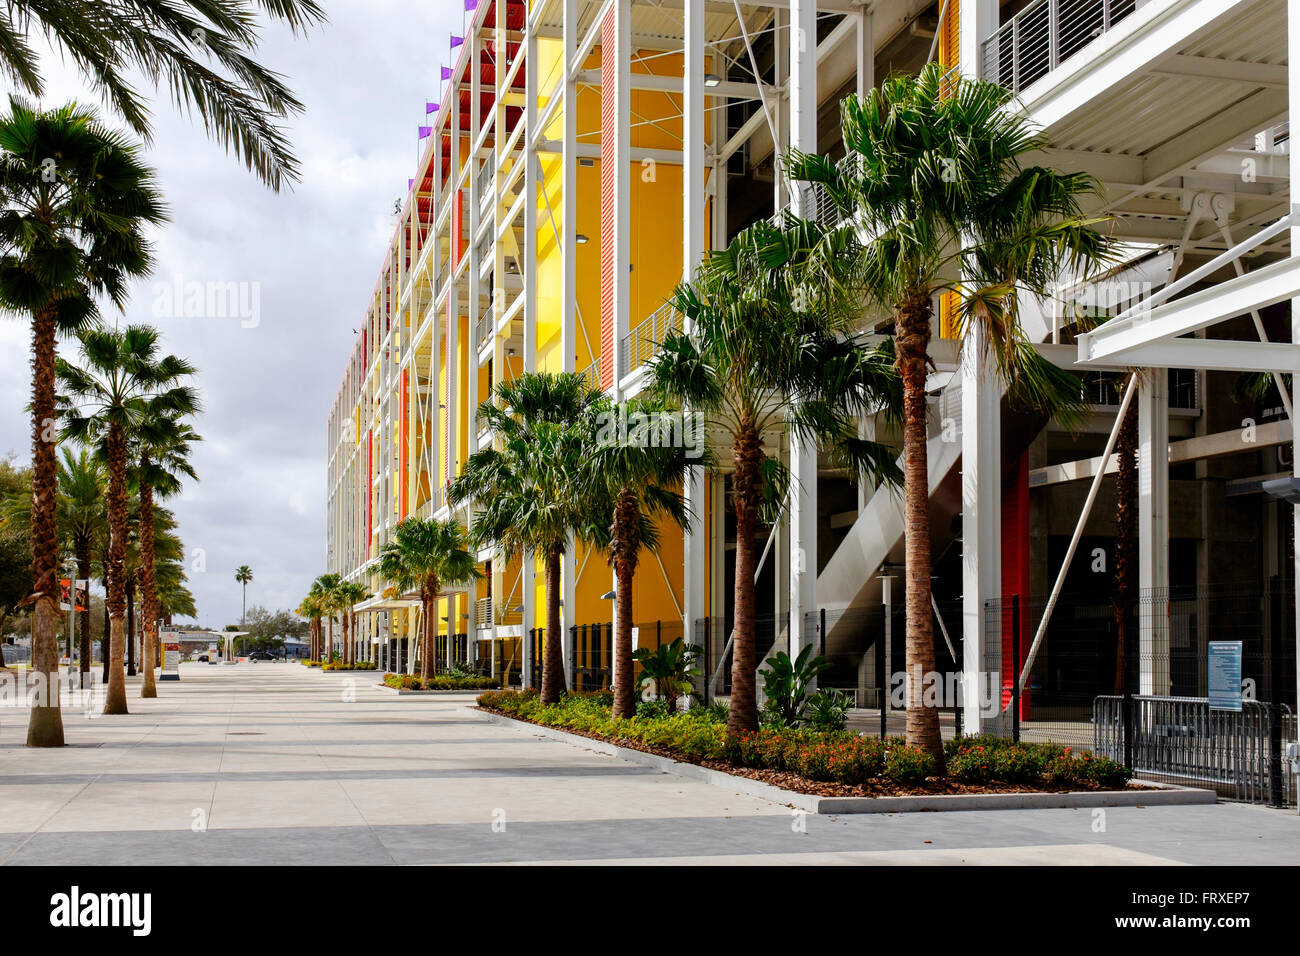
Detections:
[399, 377, 408, 520]
[452, 190, 464, 267]
[598, 7, 616, 390]
[1000, 448, 1032, 718]
[366, 429, 373, 558]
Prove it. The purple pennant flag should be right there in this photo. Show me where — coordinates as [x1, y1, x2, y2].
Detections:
[418, 126, 432, 139]
[426, 102, 439, 114]
[465, 0, 477, 9]
[408, 179, 414, 189]
[450, 34, 464, 48]
[441, 66, 453, 80]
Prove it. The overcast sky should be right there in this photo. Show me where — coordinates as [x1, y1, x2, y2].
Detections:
[0, 1, 465, 627]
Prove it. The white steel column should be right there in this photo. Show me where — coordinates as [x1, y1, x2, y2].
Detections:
[524, 21, 539, 373]
[788, 0, 818, 666]
[959, 0, 1001, 734]
[1291, 0, 1300, 740]
[857, 7, 874, 98]
[560, 0, 584, 687]
[1138, 374, 1170, 694]
[682, 0, 707, 670]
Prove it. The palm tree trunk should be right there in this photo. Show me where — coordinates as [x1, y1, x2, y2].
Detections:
[76, 546, 92, 679]
[1113, 385, 1138, 695]
[139, 477, 159, 698]
[126, 574, 137, 676]
[897, 294, 943, 771]
[611, 489, 641, 719]
[103, 421, 130, 715]
[101, 557, 110, 685]
[420, 584, 435, 683]
[540, 548, 565, 705]
[26, 304, 64, 746]
[728, 426, 763, 736]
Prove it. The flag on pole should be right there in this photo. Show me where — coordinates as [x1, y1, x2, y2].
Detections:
[426, 102, 439, 114]
[465, 0, 478, 9]
[408, 179, 415, 189]
[450, 35, 464, 48]
[419, 126, 432, 139]
[441, 66, 453, 80]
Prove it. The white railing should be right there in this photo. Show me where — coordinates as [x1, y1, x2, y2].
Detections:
[981, 0, 1137, 94]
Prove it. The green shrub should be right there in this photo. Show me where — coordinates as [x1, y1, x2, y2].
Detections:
[884, 745, 935, 785]
[802, 688, 853, 732]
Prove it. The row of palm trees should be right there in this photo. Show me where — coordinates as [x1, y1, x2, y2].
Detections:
[311, 67, 1112, 763]
[457, 67, 1109, 765]
[0, 3, 322, 748]
[298, 574, 370, 667]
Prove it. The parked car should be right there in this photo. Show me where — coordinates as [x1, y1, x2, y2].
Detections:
[248, 650, 278, 661]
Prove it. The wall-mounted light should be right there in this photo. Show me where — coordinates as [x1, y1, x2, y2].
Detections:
[575, 234, 589, 244]
[600, 590, 616, 600]
[703, 73, 722, 87]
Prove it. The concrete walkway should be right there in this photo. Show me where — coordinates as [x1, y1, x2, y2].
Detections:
[0, 663, 1295, 865]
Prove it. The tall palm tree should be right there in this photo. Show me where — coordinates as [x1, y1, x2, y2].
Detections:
[448, 373, 605, 704]
[0, 99, 164, 746]
[311, 572, 342, 661]
[298, 592, 325, 661]
[377, 518, 479, 683]
[651, 219, 902, 737]
[0, 1, 326, 190]
[134, 411, 199, 697]
[333, 580, 369, 667]
[234, 565, 253, 626]
[58, 324, 199, 715]
[787, 63, 1113, 765]
[585, 397, 693, 718]
[57, 448, 105, 680]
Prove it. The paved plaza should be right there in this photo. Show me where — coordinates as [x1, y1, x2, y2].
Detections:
[0, 663, 1296, 865]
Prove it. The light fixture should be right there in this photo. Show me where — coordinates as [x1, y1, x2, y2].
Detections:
[600, 590, 616, 600]
[704, 73, 722, 87]
[575, 234, 589, 244]
[511, 604, 524, 613]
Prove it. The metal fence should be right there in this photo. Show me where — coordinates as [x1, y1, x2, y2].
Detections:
[981, 0, 1138, 94]
[1093, 695, 1294, 804]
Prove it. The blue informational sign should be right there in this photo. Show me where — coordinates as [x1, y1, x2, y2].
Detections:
[1207, 641, 1243, 712]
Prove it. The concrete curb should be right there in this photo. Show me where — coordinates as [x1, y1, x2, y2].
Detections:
[374, 684, 496, 696]
[472, 709, 1218, 814]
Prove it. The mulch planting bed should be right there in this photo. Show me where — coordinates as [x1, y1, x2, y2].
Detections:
[476, 706, 1151, 798]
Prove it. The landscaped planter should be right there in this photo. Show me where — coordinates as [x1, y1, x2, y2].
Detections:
[473, 691, 1216, 814]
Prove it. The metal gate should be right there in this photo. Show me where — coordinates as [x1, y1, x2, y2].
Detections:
[1093, 695, 1294, 805]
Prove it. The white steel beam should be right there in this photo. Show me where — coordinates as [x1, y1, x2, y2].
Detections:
[1138, 374, 1170, 695]
[960, 0, 1002, 735]
[1078, 253, 1300, 366]
[788, 0, 817, 667]
[1289, 0, 1300, 739]
[683, 0, 707, 671]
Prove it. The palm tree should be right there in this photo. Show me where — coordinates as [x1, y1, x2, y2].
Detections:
[57, 448, 105, 679]
[234, 565, 253, 626]
[0, 1, 326, 190]
[58, 324, 199, 715]
[0, 99, 164, 746]
[650, 219, 902, 737]
[134, 410, 200, 697]
[297, 592, 325, 661]
[586, 396, 693, 718]
[311, 573, 342, 661]
[787, 63, 1113, 765]
[448, 373, 605, 704]
[377, 518, 480, 683]
[334, 580, 369, 667]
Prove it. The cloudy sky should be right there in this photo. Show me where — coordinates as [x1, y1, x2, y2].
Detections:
[0, 2, 465, 626]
